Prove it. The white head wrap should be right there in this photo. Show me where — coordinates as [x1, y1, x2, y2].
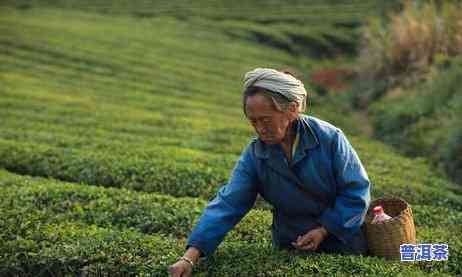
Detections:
[243, 68, 307, 112]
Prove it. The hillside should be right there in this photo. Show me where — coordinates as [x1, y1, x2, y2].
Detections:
[0, 2, 461, 276]
[348, 0, 462, 186]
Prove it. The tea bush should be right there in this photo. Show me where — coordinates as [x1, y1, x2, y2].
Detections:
[1, 170, 461, 275]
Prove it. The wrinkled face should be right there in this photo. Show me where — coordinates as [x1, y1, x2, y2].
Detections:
[245, 94, 293, 145]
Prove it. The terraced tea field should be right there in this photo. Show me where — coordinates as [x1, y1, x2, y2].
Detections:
[1, 2, 461, 276]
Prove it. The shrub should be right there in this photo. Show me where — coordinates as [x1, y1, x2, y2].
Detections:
[0, 210, 451, 276]
[354, 0, 462, 106]
[0, 169, 273, 242]
[0, 218, 183, 276]
[0, 139, 231, 199]
[369, 57, 462, 184]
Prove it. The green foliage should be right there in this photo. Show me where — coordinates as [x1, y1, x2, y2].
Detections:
[218, 19, 360, 58]
[0, 6, 365, 200]
[0, 0, 380, 23]
[196, 242, 440, 276]
[1, 169, 461, 275]
[2, 130, 462, 210]
[0, 1, 461, 275]
[352, 0, 462, 107]
[0, 169, 274, 242]
[370, 57, 462, 184]
[416, 226, 462, 275]
[0, 218, 183, 276]
[1, 215, 441, 277]
[0, 138, 233, 199]
[442, 127, 462, 184]
[1, 171, 458, 276]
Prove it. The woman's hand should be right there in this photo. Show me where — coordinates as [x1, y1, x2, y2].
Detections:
[168, 260, 193, 277]
[292, 226, 328, 251]
[168, 247, 201, 277]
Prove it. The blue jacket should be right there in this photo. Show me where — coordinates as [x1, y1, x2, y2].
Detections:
[187, 115, 371, 256]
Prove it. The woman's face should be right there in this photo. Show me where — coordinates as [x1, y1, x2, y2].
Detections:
[245, 94, 294, 145]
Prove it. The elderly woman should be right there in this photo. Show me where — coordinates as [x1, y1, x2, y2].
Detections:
[169, 68, 370, 276]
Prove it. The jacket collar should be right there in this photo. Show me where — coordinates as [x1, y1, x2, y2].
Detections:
[254, 115, 319, 163]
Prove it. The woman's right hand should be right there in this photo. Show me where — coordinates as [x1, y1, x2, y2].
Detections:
[169, 247, 201, 276]
[168, 260, 193, 277]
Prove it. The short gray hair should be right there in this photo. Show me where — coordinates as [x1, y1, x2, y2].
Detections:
[243, 68, 307, 112]
[243, 86, 298, 115]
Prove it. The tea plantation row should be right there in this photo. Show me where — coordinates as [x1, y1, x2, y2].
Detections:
[0, 0, 380, 23]
[0, 7, 367, 201]
[1, 169, 460, 276]
[2, 132, 462, 211]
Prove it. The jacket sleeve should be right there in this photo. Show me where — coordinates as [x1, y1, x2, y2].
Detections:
[186, 143, 259, 256]
[318, 129, 371, 244]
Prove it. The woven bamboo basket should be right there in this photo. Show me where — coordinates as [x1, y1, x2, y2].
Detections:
[364, 197, 416, 259]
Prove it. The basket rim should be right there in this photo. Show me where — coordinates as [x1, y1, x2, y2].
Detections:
[366, 197, 412, 223]
[369, 197, 410, 205]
